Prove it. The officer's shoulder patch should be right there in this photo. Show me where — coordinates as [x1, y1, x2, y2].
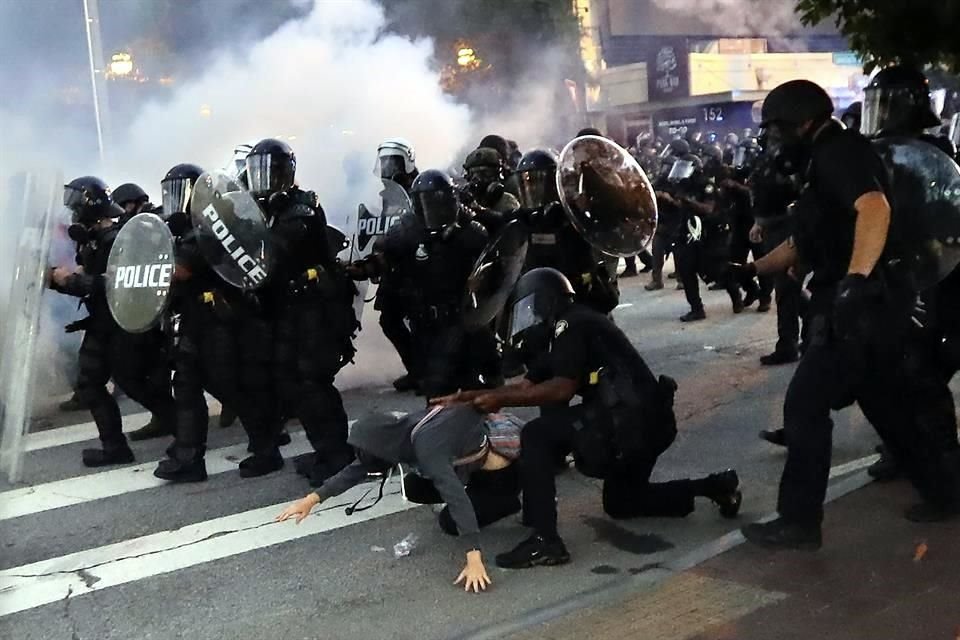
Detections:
[554, 319, 568, 337]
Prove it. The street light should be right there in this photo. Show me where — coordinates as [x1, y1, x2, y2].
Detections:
[109, 52, 133, 77]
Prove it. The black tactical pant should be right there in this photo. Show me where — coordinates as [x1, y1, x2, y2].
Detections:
[402, 466, 522, 535]
[376, 290, 418, 379]
[649, 232, 674, 282]
[778, 306, 960, 526]
[76, 325, 175, 450]
[674, 240, 740, 312]
[761, 221, 804, 354]
[520, 406, 696, 539]
[171, 302, 279, 462]
[275, 293, 355, 464]
[413, 318, 502, 398]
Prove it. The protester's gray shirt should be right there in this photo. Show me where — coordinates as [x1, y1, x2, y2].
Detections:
[316, 405, 488, 551]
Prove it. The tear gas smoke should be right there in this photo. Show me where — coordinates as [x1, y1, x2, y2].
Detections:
[650, 0, 812, 45]
[1, 0, 579, 404]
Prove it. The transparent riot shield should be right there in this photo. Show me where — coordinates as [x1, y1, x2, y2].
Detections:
[343, 178, 413, 324]
[556, 135, 658, 257]
[872, 137, 960, 288]
[190, 171, 272, 290]
[106, 212, 176, 333]
[0, 170, 62, 482]
[462, 220, 530, 329]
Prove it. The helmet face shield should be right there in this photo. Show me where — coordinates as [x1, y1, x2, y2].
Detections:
[246, 152, 294, 196]
[517, 169, 553, 209]
[861, 86, 939, 136]
[162, 178, 194, 216]
[63, 185, 84, 211]
[466, 166, 500, 186]
[376, 154, 407, 180]
[507, 293, 542, 341]
[415, 190, 457, 230]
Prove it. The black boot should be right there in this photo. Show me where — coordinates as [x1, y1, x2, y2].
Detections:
[756, 297, 772, 313]
[731, 290, 745, 314]
[680, 308, 706, 322]
[645, 277, 664, 291]
[128, 417, 173, 442]
[495, 534, 570, 569]
[760, 350, 799, 366]
[307, 451, 354, 487]
[82, 445, 135, 468]
[621, 263, 638, 278]
[742, 517, 822, 551]
[867, 452, 901, 482]
[154, 457, 208, 483]
[702, 470, 742, 519]
[238, 450, 284, 478]
[392, 374, 420, 393]
[246, 429, 291, 453]
[59, 393, 87, 412]
[759, 429, 787, 447]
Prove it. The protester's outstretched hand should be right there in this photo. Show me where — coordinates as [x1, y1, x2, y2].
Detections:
[454, 551, 492, 593]
[275, 493, 321, 524]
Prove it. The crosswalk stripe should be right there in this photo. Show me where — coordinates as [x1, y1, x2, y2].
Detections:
[0, 481, 417, 617]
[24, 411, 152, 452]
[1, 427, 331, 521]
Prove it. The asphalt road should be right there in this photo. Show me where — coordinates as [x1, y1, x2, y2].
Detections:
[0, 274, 919, 640]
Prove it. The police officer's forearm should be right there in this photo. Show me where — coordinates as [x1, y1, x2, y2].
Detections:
[753, 238, 798, 276]
[847, 191, 891, 277]
[490, 377, 577, 408]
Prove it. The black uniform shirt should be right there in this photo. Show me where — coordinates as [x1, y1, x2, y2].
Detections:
[527, 303, 656, 405]
[797, 122, 888, 290]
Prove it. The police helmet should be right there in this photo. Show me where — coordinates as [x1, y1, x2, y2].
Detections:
[861, 66, 942, 136]
[515, 149, 559, 210]
[246, 138, 296, 197]
[410, 169, 458, 231]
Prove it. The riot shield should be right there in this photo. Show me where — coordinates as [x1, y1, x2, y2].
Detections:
[344, 178, 413, 324]
[462, 220, 529, 329]
[105, 212, 176, 333]
[872, 137, 960, 287]
[556, 135, 658, 257]
[190, 171, 272, 290]
[0, 170, 61, 482]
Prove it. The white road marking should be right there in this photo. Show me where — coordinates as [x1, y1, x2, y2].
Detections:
[614, 303, 634, 310]
[1, 427, 336, 521]
[24, 412, 151, 452]
[0, 482, 417, 618]
[828, 453, 880, 479]
[24, 395, 224, 452]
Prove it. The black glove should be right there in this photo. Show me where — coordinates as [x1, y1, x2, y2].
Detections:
[833, 274, 877, 341]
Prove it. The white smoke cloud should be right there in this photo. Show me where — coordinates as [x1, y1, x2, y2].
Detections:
[649, 0, 809, 44]
[104, 0, 472, 226]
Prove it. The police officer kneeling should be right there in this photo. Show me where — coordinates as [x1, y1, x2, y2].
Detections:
[432, 268, 742, 568]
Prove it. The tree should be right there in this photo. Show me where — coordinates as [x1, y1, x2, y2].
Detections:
[795, 0, 960, 72]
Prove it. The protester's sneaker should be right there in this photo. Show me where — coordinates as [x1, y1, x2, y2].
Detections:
[154, 457, 208, 483]
[82, 446, 135, 468]
[238, 451, 284, 478]
[495, 534, 571, 569]
[742, 518, 822, 551]
[705, 470, 742, 519]
[759, 429, 787, 447]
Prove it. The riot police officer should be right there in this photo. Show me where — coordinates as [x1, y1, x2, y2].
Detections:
[374, 137, 419, 191]
[460, 146, 520, 232]
[858, 65, 960, 483]
[153, 164, 287, 481]
[50, 177, 176, 467]
[667, 154, 744, 321]
[371, 138, 421, 392]
[112, 182, 155, 224]
[738, 80, 959, 550]
[249, 138, 359, 483]
[646, 139, 691, 291]
[405, 169, 501, 397]
[515, 149, 619, 313]
[430, 268, 741, 568]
